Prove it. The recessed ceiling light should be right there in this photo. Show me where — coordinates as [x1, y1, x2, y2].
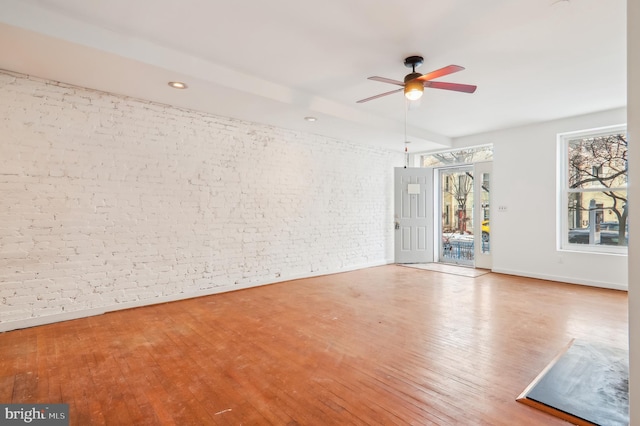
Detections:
[168, 81, 188, 89]
[304, 116, 317, 122]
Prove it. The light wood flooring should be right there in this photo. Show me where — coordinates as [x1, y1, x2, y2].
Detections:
[0, 265, 628, 425]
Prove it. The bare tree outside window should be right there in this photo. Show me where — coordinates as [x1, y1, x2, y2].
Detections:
[424, 146, 492, 235]
[422, 146, 493, 168]
[565, 130, 628, 248]
[443, 172, 473, 234]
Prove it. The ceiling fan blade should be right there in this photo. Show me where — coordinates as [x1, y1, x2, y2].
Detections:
[356, 88, 403, 103]
[424, 81, 477, 93]
[368, 76, 405, 86]
[417, 65, 465, 82]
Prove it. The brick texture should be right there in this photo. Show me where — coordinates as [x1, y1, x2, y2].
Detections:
[0, 71, 401, 330]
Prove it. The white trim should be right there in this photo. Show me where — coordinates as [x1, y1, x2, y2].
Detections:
[557, 123, 627, 140]
[558, 244, 628, 255]
[491, 268, 628, 291]
[566, 186, 627, 194]
[0, 260, 392, 333]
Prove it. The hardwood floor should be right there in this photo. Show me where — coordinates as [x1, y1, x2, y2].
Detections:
[0, 266, 628, 425]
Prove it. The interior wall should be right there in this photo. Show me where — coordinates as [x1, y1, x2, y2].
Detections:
[454, 107, 628, 290]
[0, 71, 402, 332]
[627, 0, 639, 422]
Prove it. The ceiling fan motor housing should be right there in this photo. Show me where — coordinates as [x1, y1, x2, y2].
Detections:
[404, 72, 422, 83]
[404, 57, 425, 96]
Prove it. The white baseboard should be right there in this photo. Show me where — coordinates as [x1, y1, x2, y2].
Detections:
[491, 268, 628, 291]
[0, 260, 391, 333]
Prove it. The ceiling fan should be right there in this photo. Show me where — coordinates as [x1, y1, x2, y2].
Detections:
[357, 56, 477, 104]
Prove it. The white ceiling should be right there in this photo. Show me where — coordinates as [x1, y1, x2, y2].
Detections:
[0, 0, 627, 152]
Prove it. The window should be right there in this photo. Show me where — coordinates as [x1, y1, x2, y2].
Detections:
[559, 125, 628, 253]
[421, 145, 493, 167]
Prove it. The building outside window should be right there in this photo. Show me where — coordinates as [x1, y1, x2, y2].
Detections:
[559, 125, 628, 253]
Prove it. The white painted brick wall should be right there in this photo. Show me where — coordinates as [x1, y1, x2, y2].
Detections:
[0, 71, 402, 331]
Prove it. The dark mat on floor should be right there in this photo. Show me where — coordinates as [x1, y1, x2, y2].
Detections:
[517, 339, 628, 426]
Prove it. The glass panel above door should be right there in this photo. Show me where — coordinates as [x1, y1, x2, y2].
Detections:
[422, 145, 493, 168]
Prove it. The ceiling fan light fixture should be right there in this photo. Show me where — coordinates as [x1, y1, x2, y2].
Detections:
[404, 79, 424, 101]
[404, 84, 423, 101]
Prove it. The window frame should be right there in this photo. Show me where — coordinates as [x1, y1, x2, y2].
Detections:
[557, 124, 628, 255]
[420, 144, 493, 168]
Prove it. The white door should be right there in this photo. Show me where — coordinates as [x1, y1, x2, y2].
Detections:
[394, 167, 434, 264]
[473, 161, 492, 269]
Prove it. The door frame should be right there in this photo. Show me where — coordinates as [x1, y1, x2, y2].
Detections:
[473, 161, 492, 269]
[433, 161, 493, 269]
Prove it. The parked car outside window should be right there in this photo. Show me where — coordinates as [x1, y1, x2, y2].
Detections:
[482, 220, 490, 242]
